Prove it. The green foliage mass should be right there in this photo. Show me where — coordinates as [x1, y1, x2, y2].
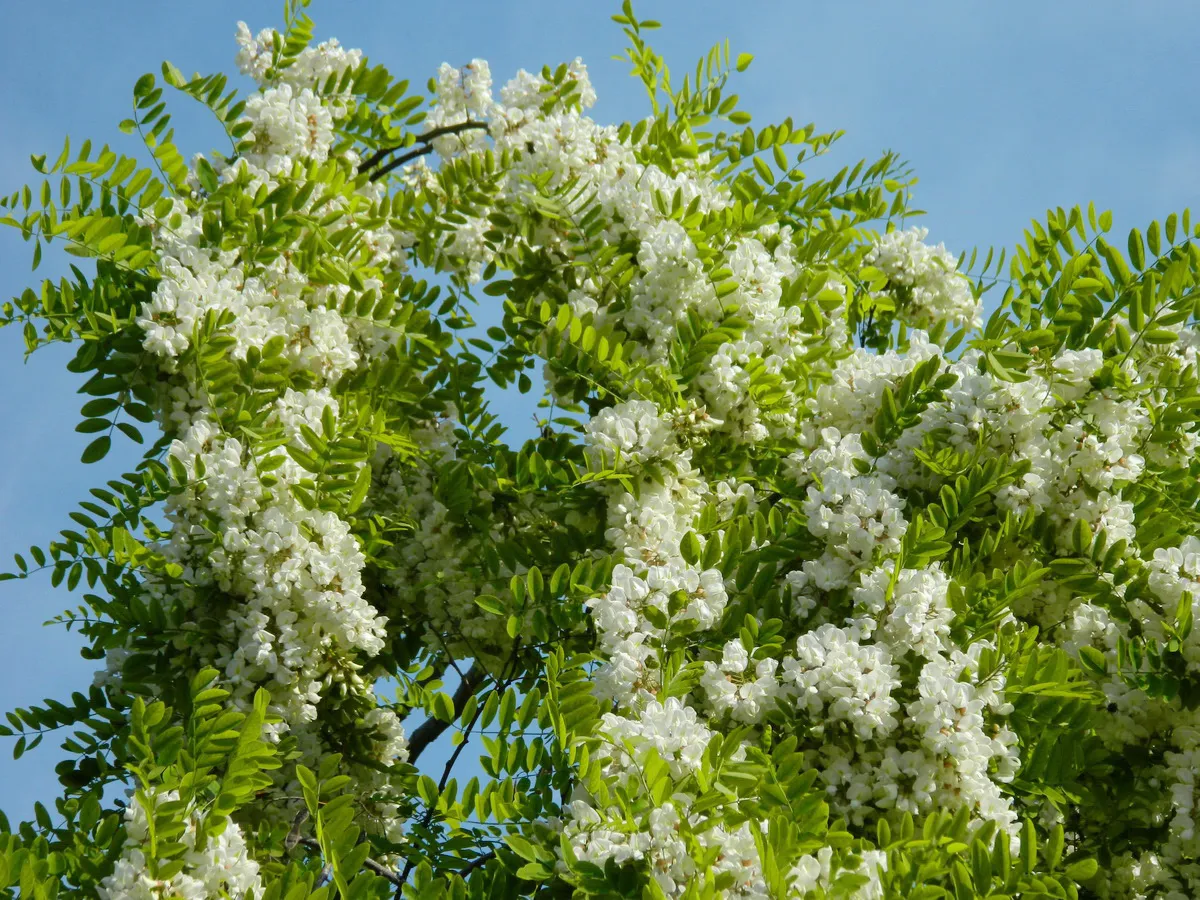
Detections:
[2, 2, 1200, 899]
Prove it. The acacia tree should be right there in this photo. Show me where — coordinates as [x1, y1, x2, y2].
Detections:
[2, 2, 1200, 898]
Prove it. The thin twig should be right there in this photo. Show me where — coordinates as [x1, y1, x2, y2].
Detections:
[297, 837, 406, 889]
[359, 121, 490, 182]
[458, 849, 496, 878]
[396, 640, 523, 894]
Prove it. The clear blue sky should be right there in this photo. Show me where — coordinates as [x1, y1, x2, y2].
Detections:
[2, 1, 1198, 821]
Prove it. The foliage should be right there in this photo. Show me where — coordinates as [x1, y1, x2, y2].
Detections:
[3, 1, 1200, 898]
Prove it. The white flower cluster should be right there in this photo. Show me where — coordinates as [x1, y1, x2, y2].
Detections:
[853, 564, 954, 660]
[700, 639, 780, 724]
[790, 846, 888, 899]
[864, 226, 981, 330]
[412, 55, 867, 445]
[107, 20, 420, 854]
[394, 49, 1038, 890]
[1146, 537, 1200, 669]
[774, 319, 1200, 894]
[565, 700, 778, 898]
[72, 13, 1200, 896]
[784, 624, 901, 740]
[98, 791, 261, 900]
[1062, 535, 1200, 896]
[563, 399, 778, 895]
[235, 21, 363, 99]
[584, 399, 675, 471]
[794, 429, 908, 589]
[242, 83, 336, 174]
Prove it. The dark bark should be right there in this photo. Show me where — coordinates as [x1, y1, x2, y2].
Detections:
[358, 121, 490, 182]
[404, 662, 486, 765]
[397, 642, 522, 894]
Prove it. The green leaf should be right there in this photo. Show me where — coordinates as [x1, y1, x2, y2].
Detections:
[81, 435, 111, 464]
[505, 834, 543, 863]
[1065, 858, 1098, 881]
[680, 531, 701, 565]
[195, 157, 219, 194]
[752, 156, 775, 186]
[1144, 327, 1177, 344]
[81, 398, 120, 417]
[475, 594, 505, 616]
[431, 692, 455, 723]
[1128, 228, 1145, 270]
[161, 61, 186, 88]
[1078, 646, 1107, 676]
[1045, 824, 1064, 871]
[347, 464, 372, 513]
[527, 566, 544, 603]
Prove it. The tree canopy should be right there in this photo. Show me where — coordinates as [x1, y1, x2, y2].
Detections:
[3, 2, 1200, 898]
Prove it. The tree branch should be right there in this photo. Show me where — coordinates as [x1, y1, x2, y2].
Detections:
[397, 641, 523, 895]
[458, 849, 496, 878]
[404, 662, 486, 765]
[359, 121, 490, 183]
[297, 837, 405, 889]
[433, 680, 486, 793]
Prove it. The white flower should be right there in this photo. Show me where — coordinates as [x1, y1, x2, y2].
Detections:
[864, 226, 980, 330]
[584, 399, 675, 470]
[99, 791, 261, 900]
[782, 625, 901, 740]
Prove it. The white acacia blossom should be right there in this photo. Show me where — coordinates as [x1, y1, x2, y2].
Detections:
[8, 8, 1200, 900]
[98, 792, 261, 900]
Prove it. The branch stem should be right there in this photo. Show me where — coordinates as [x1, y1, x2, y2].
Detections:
[359, 120, 490, 182]
[297, 837, 405, 889]
[404, 662, 486, 765]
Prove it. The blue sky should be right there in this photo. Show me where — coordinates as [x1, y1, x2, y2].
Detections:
[2, 1, 1199, 821]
